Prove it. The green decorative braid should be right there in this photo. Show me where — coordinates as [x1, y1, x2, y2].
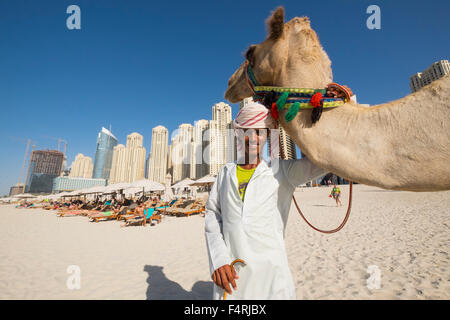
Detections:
[285, 102, 300, 122]
[270, 89, 345, 123]
[276, 92, 289, 112]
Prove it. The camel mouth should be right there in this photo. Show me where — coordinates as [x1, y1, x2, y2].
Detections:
[224, 86, 242, 103]
[224, 63, 253, 103]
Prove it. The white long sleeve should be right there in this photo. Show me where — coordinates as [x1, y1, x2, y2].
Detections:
[281, 158, 326, 188]
[204, 169, 232, 276]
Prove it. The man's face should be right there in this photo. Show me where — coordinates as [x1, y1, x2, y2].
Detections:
[236, 128, 268, 164]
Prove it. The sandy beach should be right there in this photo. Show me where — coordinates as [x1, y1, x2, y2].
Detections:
[0, 184, 448, 300]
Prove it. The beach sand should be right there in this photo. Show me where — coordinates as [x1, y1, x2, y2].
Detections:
[0, 184, 448, 299]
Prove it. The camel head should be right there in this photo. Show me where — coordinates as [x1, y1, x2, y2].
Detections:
[225, 6, 333, 103]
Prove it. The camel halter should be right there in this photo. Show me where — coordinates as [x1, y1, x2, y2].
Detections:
[244, 60, 351, 124]
[245, 59, 353, 234]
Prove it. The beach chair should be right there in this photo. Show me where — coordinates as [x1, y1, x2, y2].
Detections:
[120, 206, 158, 227]
[164, 199, 196, 216]
[89, 211, 119, 222]
[173, 199, 206, 217]
[57, 210, 85, 217]
[119, 201, 157, 221]
[155, 199, 177, 215]
[166, 200, 199, 216]
[143, 207, 163, 225]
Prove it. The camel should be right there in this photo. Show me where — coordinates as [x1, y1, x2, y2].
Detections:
[225, 6, 450, 192]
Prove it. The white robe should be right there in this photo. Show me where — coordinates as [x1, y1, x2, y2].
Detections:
[205, 158, 326, 300]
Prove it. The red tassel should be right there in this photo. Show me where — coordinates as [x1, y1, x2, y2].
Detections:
[310, 92, 323, 108]
[271, 102, 279, 121]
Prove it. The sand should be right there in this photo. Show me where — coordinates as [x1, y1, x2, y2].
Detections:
[0, 184, 448, 300]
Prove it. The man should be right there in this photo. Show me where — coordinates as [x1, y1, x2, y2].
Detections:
[330, 184, 342, 207]
[204, 102, 326, 300]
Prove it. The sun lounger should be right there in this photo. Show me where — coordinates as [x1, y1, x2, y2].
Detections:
[57, 210, 86, 217]
[164, 200, 197, 216]
[121, 207, 154, 227]
[89, 211, 119, 222]
[172, 199, 207, 217]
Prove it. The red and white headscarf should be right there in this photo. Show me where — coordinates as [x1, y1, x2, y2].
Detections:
[233, 102, 278, 129]
[233, 101, 280, 161]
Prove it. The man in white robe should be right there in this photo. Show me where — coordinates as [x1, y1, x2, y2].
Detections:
[204, 102, 326, 300]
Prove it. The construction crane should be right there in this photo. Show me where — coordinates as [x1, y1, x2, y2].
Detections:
[18, 139, 31, 187]
[57, 138, 68, 158]
[23, 143, 36, 191]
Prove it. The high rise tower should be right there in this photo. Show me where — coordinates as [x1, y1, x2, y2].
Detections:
[109, 132, 146, 184]
[147, 126, 169, 184]
[209, 102, 233, 175]
[92, 127, 118, 180]
[69, 153, 93, 178]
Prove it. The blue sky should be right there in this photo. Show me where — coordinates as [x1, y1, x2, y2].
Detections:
[0, 0, 449, 195]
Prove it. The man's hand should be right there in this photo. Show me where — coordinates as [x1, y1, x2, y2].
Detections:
[212, 264, 238, 295]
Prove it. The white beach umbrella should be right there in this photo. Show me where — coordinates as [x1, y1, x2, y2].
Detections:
[189, 174, 216, 186]
[56, 192, 71, 199]
[171, 178, 194, 189]
[14, 193, 36, 199]
[171, 178, 195, 197]
[130, 179, 164, 192]
[67, 190, 82, 197]
[79, 186, 107, 195]
[123, 187, 142, 197]
[104, 182, 131, 193]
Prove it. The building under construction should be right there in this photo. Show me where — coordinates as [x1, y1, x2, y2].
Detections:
[25, 150, 64, 194]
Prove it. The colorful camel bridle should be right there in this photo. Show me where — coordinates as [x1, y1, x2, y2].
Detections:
[243, 59, 354, 234]
[244, 60, 352, 124]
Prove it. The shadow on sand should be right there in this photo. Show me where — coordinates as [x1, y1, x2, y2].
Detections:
[144, 265, 213, 300]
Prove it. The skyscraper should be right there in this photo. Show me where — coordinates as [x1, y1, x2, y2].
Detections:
[92, 127, 118, 180]
[69, 153, 93, 178]
[25, 150, 65, 193]
[192, 120, 209, 179]
[177, 124, 193, 182]
[239, 97, 254, 110]
[209, 102, 233, 175]
[109, 132, 146, 184]
[279, 127, 297, 160]
[171, 133, 183, 183]
[410, 60, 450, 93]
[147, 126, 169, 184]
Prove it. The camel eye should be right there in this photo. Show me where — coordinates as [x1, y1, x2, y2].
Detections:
[245, 45, 256, 65]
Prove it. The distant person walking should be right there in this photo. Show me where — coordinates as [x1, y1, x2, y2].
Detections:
[330, 184, 342, 207]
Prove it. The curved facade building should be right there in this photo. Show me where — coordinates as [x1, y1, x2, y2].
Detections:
[92, 127, 118, 180]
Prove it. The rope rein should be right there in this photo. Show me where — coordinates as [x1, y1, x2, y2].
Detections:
[276, 111, 353, 234]
[293, 182, 353, 234]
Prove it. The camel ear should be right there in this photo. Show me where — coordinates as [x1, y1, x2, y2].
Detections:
[266, 6, 284, 40]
